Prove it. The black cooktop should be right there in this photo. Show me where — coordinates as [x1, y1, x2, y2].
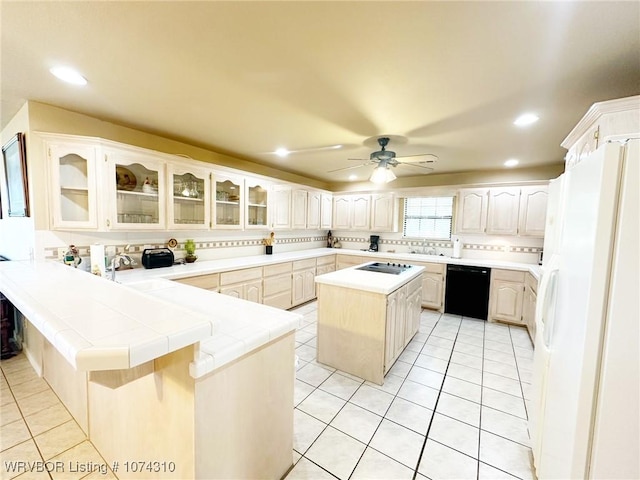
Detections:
[355, 262, 413, 275]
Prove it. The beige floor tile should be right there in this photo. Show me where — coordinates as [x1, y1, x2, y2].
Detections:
[1, 401, 22, 426]
[1, 386, 15, 407]
[0, 439, 43, 480]
[14, 469, 52, 480]
[0, 419, 31, 452]
[35, 420, 87, 460]
[4, 367, 39, 388]
[10, 378, 51, 401]
[24, 403, 72, 437]
[0, 356, 33, 375]
[82, 469, 118, 480]
[15, 390, 60, 418]
[49, 441, 108, 480]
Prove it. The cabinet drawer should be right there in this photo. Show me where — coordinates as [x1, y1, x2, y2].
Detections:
[220, 267, 263, 285]
[263, 262, 292, 277]
[263, 273, 292, 296]
[526, 272, 538, 295]
[316, 255, 335, 267]
[492, 269, 526, 283]
[412, 262, 445, 275]
[293, 258, 316, 270]
[175, 274, 219, 290]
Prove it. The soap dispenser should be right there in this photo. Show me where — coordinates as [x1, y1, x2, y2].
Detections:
[452, 238, 462, 259]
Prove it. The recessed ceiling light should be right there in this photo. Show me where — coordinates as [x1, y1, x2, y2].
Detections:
[504, 159, 519, 167]
[348, 174, 358, 181]
[513, 113, 539, 127]
[49, 66, 87, 86]
[274, 148, 290, 157]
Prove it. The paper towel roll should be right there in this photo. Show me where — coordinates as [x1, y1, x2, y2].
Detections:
[90, 244, 106, 277]
[452, 238, 462, 259]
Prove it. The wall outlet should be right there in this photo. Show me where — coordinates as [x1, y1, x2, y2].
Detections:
[57, 247, 67, 260]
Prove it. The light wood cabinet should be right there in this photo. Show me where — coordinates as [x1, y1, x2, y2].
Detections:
[518, 186, 548, 237]
[456, 189, 488, 234]
[219, 267, 263, 303]
[384, 276, 421, 374]
[213, 173, 243, 229]
[489, 269, 526, 324]
[316, 255, 336, 277]
[405, 282, 423, 344]
[332, 195, 352, 230]
[292, 258, 316, 307]
[370, 193, 397, 232]
[321, 193, 333, 229]
[292, 189, 308, 229]
[407, 261, 445, 310]
[332, 194, 371, 230]
[167, 164, 210, 230]
[175, 273, 220, 292]
[270, 185, 291, 229]
[307, 191, 322, 230]
[245, 179, 269, 229]
[486, 188, 521, 235]
[263, 262, 293, 310]
[46, 138, 100, 230]
[335, 254, 370, 270]
[105, 147, 167, 230]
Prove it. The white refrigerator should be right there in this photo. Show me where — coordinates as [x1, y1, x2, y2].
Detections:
[530, 138, 639, 479]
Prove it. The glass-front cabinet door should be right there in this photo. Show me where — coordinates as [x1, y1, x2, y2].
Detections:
[213, 174, 243, 229]
[48, 141, 99, 229]
[168, 165, 210, 229]
[245, 179, 269, 229]
[106, 149, 166, 230]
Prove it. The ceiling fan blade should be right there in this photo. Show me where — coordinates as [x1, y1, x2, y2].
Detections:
[327, 162, 373, 173]
[395, 153, 438, 162]
[397, 162, 435, 171]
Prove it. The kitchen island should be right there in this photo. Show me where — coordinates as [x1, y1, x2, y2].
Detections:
[0, 260, 300, 479]
[315, 262, 424, 384]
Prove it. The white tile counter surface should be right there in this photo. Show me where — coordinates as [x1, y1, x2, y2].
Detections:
[314, 263, 425, 295]
[0, 260, 301, 377]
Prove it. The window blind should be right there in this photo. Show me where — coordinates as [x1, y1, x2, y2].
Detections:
[403, 196, 453, 240]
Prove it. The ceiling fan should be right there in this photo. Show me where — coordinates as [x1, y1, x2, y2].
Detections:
[328, 137, 437, 183]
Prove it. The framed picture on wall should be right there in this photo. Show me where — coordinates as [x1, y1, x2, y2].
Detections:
[2, 133, 29, 217]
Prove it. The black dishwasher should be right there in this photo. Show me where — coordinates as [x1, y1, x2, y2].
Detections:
[445, 264, 491, 320]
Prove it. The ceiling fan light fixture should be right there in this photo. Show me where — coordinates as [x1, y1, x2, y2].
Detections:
[370, 166, 396, 184]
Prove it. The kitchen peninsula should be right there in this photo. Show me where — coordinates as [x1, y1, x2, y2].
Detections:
[315, 262, 424, 384]
[0, 260, 300, 480]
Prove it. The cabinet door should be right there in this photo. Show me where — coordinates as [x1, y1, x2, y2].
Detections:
[371, 194, 396, 232]
[245, 179, 269, 229]
[213, 174, 243, 229]
[333, 196, 351, 229]
[384, 290, 399, 372]
[271, 186, 291, 229]
[48, 141, 99, 230]
[291, 271, 305, 306]
[519, 186, 548, 237]
[456, 189, 488, 234]
[106, 149, 166, 230]
[219, 285, 242, 299]
[490, 280, 524, 324]
[351, 195, 371, 230]
[422, 273, 443, 310]
[167, 164, 210, 229]
[307, 191, 322, 230]
[405, 288, 422, 344]
[244, 279, 263, 304]
[321, 193, 333, 229]
[523, 285, 537, 341]
[303, 268, 316, 302]
[393, 287, 407, 359]
[486, 188, 520, 235]
[292, 189, 308, 229]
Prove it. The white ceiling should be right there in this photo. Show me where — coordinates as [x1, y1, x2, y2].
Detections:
[2, 2, 639, 184]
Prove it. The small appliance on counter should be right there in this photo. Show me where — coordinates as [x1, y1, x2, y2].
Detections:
[368, 235, 380, 252]
[141, 248, 174, 269]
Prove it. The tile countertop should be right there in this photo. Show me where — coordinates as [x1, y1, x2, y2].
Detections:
[0, 260, 301, 378]
[314, 263, 425, 295]
[115, 247, 542, 283]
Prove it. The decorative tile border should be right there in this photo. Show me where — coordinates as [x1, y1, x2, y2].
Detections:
[329, 236, 542, 253]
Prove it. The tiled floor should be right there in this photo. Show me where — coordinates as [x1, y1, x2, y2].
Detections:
[287, 301, 536, 480]
[0, 354, 117, 480]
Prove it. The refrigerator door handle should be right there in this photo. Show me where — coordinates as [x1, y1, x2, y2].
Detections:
[542, 269, 559, 348]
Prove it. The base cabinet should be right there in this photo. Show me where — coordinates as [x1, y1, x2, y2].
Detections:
[385, 277, 422, 373]
[523, 273, 538, 341]
[489, 269, 525, 324]
[219, 267, 263, 303]
[292, 259, 316, 307]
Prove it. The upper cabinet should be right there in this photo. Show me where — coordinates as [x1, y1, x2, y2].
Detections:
[47, 139, 100, 230]
[245, 179, 269, 229]
[167, 164, 210, 230]
[307, 190, 321, 230]
[456, 189, 488, 235]
[105, 148, 166, 230]
[332, 193, 396, 232]
[486, 188, 521, 235]
[291, 189, 308, 229]
[332, 195, 352, 230]
[370, 193, 397, 232]
[320, 193, 333, 229]
[213, 173, 243, 229]
[457, 185, 548, 237]
[270, 185, 291, 230]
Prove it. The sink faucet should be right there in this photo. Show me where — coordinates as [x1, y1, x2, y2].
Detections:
[107, 254, 136, 281]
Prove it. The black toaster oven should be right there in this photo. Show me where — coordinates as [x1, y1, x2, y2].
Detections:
[141, 248, 174, 269]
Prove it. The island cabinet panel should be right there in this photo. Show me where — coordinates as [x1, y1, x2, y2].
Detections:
[317, 284, 388, 384]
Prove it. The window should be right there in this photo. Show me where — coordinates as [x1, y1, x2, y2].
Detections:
[403, 196, 454, 240]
